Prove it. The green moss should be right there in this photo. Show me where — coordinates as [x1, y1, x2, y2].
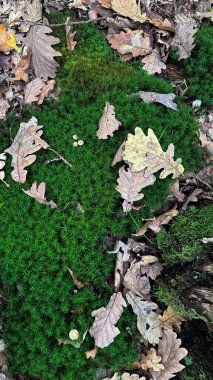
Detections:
[157, 205, 213, 265]
[181, 22, 213, 105]
[0, 11, 203, 380]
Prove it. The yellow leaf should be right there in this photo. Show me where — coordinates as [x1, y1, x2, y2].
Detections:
[0, 24, 17, 52]
[123, 127, 184, 179]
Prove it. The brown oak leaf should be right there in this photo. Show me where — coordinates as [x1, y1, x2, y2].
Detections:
[24, 78, 44, 104]
[159, 306, 184, 330]
[171, 15, 198, 60]
[141, 262, 163, 280]
[23, 181, 57, 209]
[134, 91, 178, 111]
[97, 102, 122, 139]
[133, 348, 164, 371]
[38, 79, 55, 105]
[12, 47, 31, 82]
[111, 0, 147, 23]
[107, 29, 151, 58]
[141, 49, 166, 75]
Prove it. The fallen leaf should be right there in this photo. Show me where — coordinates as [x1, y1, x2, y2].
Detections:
[134, 206, 179, 236]
[181, 188, 202, 211]
[126, 291, 163, 344]
[150, 330, 188, 380]
[103, 373, 146, 380]
[114, 250, 124, 291]
[201, 237, 213, 244]
[140, 255, 158, 266]
[141, 49, 166, 75]
[111, 0, 147, 23]
[159, 306, 184, 330]
[124, 271, 151, 298]
[0, 24, 17, 52]
[24, 78, 44, 104]
[116, 166, 156, 213]
[112, 141, 126, 166]
[0, 153, 9, 187]
[38, 79, 55, 105]
[147, 15, 175, 32]
[134, 91, 178, 111]
[127, 238, 146, 253]
[123, 127, 184, 178]
[141, 262, 163, 280]
[133, 347, 164, 371]
[65, 16, 77, 52]
[85, 346, 98, 359]
[89, 292, 127, 348]
[97, 0, 112, 8]
[20, 0, 42, 32]
[107, 29, 151, 58]
[107, 240, 130, 261]
[12, 47, 31, 82]
[68, 267, 84, 288]
[196, 10, 213, 22]
[197, 129, 213, 163]
[170, 180, 185, 202]
[0, 53, 12, 72]
[0, 98, 10, 120]
[23, 181, 57, 209]
[5, 116, 48, 183]
[25, 25, 62, 80]
[97, 102, 122, 139]
[171, 15, 198, 60]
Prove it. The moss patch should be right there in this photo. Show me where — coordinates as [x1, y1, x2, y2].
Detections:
[0, 12, 203, 379]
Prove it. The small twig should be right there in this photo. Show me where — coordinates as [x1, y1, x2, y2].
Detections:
[12, 17, 106, 27]
[0, 179, 10, 188]
[47, 147, 72, 168]
[45, 157, 62, 165]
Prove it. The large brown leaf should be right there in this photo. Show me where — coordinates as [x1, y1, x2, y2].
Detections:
[135, 91, 178, 111]
[141, 49, 166, 75]
[24, 78, 44, 104]
[23, 181, 57, 209]
[89, 292, 127, 348]
[25, 25, 62, 80]
[171, 15, 198, 60]
[5, 116, 48, 183]
[151, 330, 188, 380]
[111, 0, 147, 23]
[107, 29, 151, 58]
[97, 102, 122, 139]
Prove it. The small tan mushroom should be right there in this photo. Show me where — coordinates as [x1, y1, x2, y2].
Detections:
[73, 134, 78, 140]
[78, 140, 84, 146]
[69, 329, 79, 340]
[73, 142, 78, 147]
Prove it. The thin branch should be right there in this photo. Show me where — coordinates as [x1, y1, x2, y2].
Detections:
[45, 157, 62, 165]
[47, 147, 72, 168]
[12, 17, 106, 27]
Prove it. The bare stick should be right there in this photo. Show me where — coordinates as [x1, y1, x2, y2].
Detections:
[12, 17, 106, 27]
[47, 147, 72, 168]
[45, 157, 62, 165]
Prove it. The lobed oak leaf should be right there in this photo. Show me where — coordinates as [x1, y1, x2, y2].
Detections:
[123, 127, 184, 178]
[159, 306, 184, 330]
[111, 0, 147, 23]
[24, 78, 45, 104]
[107, 29, 151, 58]
[85, 346, 98, 359]
[141, 49, 166, 75]
[89, 292, 127, 348]
[5, 116, 48, 183]
[171, 15, 198, 60]
[37, 79, 55, 105]
[126, 291, 163, 344]
[133, 348, 164, 371]
[23, 181, 57, 209]
[97, 102, 122, 139]
[150, 330, 188, 380]
[134, 205, 179, 236]
[116, 166, 156, 213]
[135, 91, 178, 111]
[25, 25, 62, 80]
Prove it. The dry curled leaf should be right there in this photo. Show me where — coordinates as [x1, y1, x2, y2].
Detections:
[135, 91, 178, 111]
[133, 348, 164, 371]
[12, 47, 31, 82]
[197, 129, 213, 163]
[25, 25, 62, 80]
[85, 346, 98, 359]
[89, 292, 127, 348]
[123, 127, 184, 178]
[127, 238, 146, 253]
[107, 240, 130, 261]
[159, 306, 184, 330]
[5, 116, 48, 183]
[116, 166, 156, 213]
[170, 180, 185, 202]
[23, 181, 57, 209]
[124, 270, 151, 298]
[112, 141, 126, 166]
[24, 78, 44, 104]
[171, 15, 198, 60]
[38, 79, 55, 105]
[97, 0, 112, 8]
[107, 29, 151, 58]
[141, 262, 163, 280]
[141, 49, 166, 75]
[181, 188, 202, 211]
[65, 17, 77, 52]
[68, 267, 84, 288]
[150, 330, 188, 380]
[126, 291, 163, 344]
[0, 24, 17, 52]
[114, 250, 124, 291]
[0, 153, 9, 187]
[111, 0, 147, 23]
[97, 102, 122, 139]
[134, 205, 179, 236]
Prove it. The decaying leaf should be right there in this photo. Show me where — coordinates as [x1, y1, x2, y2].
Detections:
[0, 53, 12, 72]
[150, 330, 188, 380]
[19, 0, 43, 33]
[0, 24, 17, 52]
[134, 205, 179, 236]
[116, 166, 156, 213]
[85, 346, 98, 359]
[171, 15, 198, 60]
[0, 153, 9, 187]
[107, 29, 151, 58]
[133, 348, 164, 371]
[197, 129, 213, 162]
[97, 102, 122, 139]
[123, 127, 184, 178]
[111, 0, 147, 23]
[0, 98, 10, 120]
[37, 79, 55, 105]
[68, 267, 84, 288]
[170, 180, 185, 202]
[134, 91, 178, 111]
[24, 78, 44, 104]
[23, 181, 57, 209]
[127, 238, 146, 253]
[126, 291, 163, 344]
[141, 262, 163, 280]
[65, 17, 77, 52]
[112, 141, 126, 166]
[97, 0, 112, 8]
[181, 188, 202, 211]
[25, 25, 62, 80]
[108, 240, 130, 261]
[114, 250, 124, 291]
[124, 270, 151, 298]
[12, 47, 31, 82]
[141, 49, 166, 75]
[159, 306, 184, 330]
[5, 116, 48, 183]
[89, 292, 127, 348]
